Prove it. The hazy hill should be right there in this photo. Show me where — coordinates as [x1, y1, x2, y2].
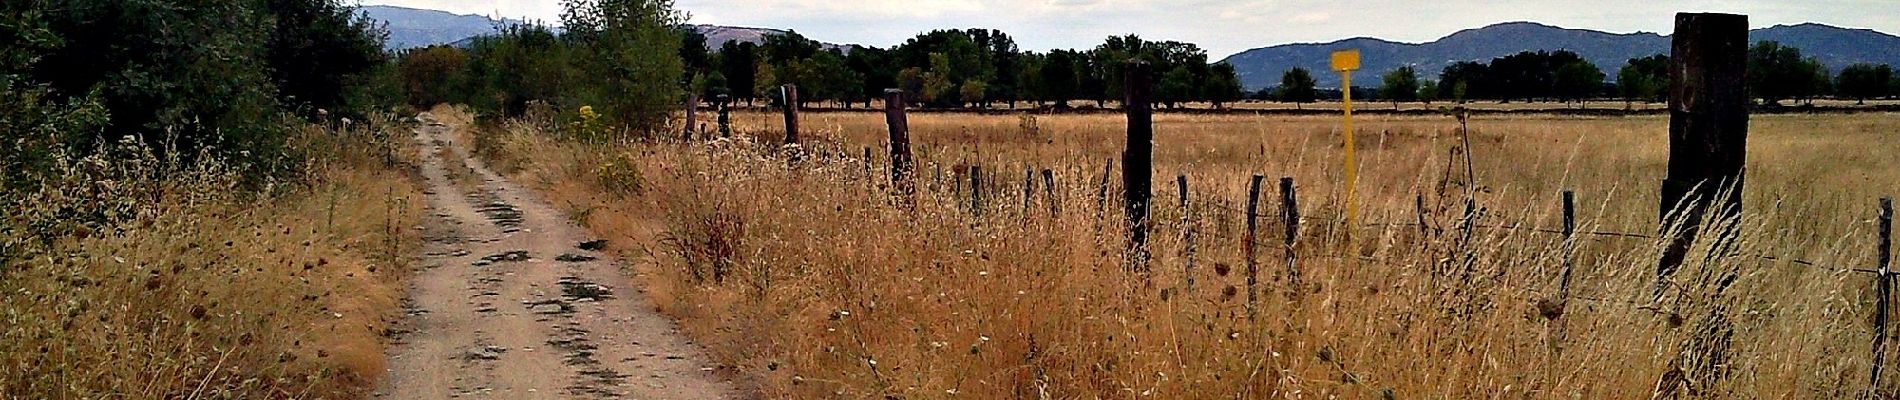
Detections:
[358, 5, 528, 50]
[360, 5, 844, 51]
[1220, 22, 1900, 89]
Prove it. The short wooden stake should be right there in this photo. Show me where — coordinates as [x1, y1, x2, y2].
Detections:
[781, 84, 801, 145]
[1178, 175, 1196, 289]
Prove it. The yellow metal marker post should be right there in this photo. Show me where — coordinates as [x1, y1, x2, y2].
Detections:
[1331, 49, 1360, 247]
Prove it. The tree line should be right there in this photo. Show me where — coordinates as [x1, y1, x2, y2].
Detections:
[1, 0, 394, 185]
[1268, 42, 1900, 108]
[678, 29, 1245, 110]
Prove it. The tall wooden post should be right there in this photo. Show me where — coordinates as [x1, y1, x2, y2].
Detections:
[683, 93, 699, 141]
[885, 89, 915, 196]
[1244, 175, 1264, 320]
[1123, 60, 1154, 271]
[1659, 13, 1750, 282]
[781, 84, 801, 145]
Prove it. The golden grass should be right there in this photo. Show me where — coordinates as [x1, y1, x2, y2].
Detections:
[482, 109, 1900, 398]
[0, 118, 426, 398]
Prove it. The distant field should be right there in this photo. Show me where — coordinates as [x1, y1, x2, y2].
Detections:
[724, 98, 1900, 114]
[483, 109, 1900, 398]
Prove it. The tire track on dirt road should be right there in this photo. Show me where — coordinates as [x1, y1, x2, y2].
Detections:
[377, 112, 736, 399]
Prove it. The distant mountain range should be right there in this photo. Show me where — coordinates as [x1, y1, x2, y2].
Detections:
[1220, 22, 1900, 89]
[358, 5, 1900, 91]
[358, 5, 526, 50]
[358, 5, 842, 52]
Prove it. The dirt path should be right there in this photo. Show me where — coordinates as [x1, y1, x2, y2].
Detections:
[377, 112, 736, 399]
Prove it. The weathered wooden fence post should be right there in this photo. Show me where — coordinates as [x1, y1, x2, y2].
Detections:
[1123, 60, 1155, 272]
[1178, 175, 1195, 289]
[716, 94, 732, 138]
[1550, 190, 1577, 355]
[1559, 191, 1577, 302]
[1875, 197, 1894, 395]
[1659, 12, 1750, 284]
[1245, 175, 1264, 320]
[884, 89, 915, 197]
[1652, 17, 1748, 393]
[684, 93, 699, 141]
[781, 84, 801, 145]
[1280, 177, 1301, 294]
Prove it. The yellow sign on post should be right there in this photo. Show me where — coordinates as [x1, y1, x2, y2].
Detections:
[1331, 49, 1360, 248]
[1330, 50, 1360, 72]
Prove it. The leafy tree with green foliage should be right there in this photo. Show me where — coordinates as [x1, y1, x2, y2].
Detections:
[397, 46, 470, 108]
[1203, 63, 1244, 109]
[716, 41, 759, 104]
[1489, 50, 1583, 102]
[1553, 60, 1604, 106]
[1799, 59, 1830, 105]
[1417, 80, 1438, 104]
[960, 80, 987, 108]
[1157, 66, 1197, 109]
[1749, 41, 1813, 106]
[968, 29, 1021, 107]
[13, 0, 280, 164]
[679, 27, 711, 81]
[1076, 55, 1109, 108]
[1279, 67, 1318, 108]
[922, 53, 956, 107]
[1617, 55, 1668, 108]
[897, 67, 925, 101]
[1835, 63, 1891, 105]
[1036, 50, 1080, 108]
[844, 46, 895, 108]
[263, 0, 388, 117]
[1, 0, 395, 183]
[1380, 66, 1419, 108]
[1891, 74, 1900, 99]
[460, 24, 574, 117]
[702, 71, 728, 99]
[560, 0, 685, 136]
[761, 30, 822, 65]
[1437, 61, 1490, 101]
[753, 58, 777, 105]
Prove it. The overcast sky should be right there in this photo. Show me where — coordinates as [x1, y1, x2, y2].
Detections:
[360, 0, 1899, 58]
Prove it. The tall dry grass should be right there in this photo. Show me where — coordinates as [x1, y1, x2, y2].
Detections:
[482, 110, 1900, 398]
[0, 117, 426, 398]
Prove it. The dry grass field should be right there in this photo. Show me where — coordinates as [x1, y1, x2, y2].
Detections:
[477, 108, 1900, 398]
[0, 118, 427, 398]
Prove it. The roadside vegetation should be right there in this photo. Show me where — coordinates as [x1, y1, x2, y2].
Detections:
[1, 0, 423, 398]
[472, 109, 1900, 397]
